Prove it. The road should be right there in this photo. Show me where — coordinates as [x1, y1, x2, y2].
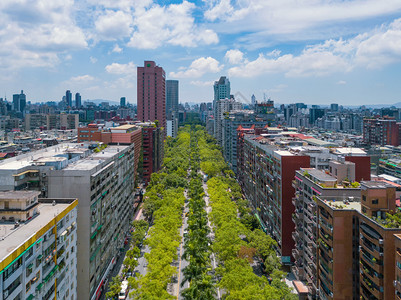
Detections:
[175, 199, 189, 299]
[202, 174, 221, 300]
[99, 205, 144, 300]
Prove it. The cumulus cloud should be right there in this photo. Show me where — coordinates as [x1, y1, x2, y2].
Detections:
[127, 1, 218, 49]
[94, 10, 133, 41]
[0, 0, 87, 71]
[225, 49, 244, 64]
[105, 62, 136, 75]
[112, 44, 123, 53]
[169, 57, 223, 78]
[227, 18, 401, 78]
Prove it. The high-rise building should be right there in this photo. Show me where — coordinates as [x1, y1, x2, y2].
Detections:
[12, 90, 26, 113]
[120, 97, 126, 107]
[251, 94, 256, 106]
[330, 103, 339, 111]
[166, 80, 179, 116]
[13, 94, 19, 111]
[0, 143, 139, 299]
[66, 90, 72, 107]
[19, 90, 26, 113]
[0, 191, 78, 300]
[137, 61, 166, 129]
[75, 92, 81, 108]
[139, 122, 164, 184]
[237, 134, 310, 264]
[213, 76, 230, 101]
[213, 98, 242, 145]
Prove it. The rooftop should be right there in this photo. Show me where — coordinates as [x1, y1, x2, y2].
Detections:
[361, 181, 394, 189]
[0, 143, 128, 172]
[302, 168, 337, 182]
[318, 196, 361, 212]
[0, 191, 40, 200]
[63, 145, 128, 171]
[0, 199, 76, 261]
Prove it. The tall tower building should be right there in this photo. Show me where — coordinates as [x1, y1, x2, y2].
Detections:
[120, 97, 126, 107]
[12, 93, 19, 111]
[137, 61, 166, 128]
[251, 94, 256, 106]
[166, 80, 179, 116]
[19, 90, 26, 113]
[12, 90, 26, 113]
[213, 76, 230, 101]
[66, 90, 72, 107]
[75, 92, 81, 108]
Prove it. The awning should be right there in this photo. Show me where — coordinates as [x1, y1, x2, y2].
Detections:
[13, 170, 39, 176]
[254, 213, 267, 232]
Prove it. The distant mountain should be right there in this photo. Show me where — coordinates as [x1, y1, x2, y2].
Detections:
[84, 99, 121, 106]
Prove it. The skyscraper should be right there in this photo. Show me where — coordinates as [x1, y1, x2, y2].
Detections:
[166, 80, 179, 116]
[12, 93, 19, 111]
[12, 90, 26, 113]
[66, 90, 72, 107]
[137, 61, 166, 129]
[213, 76, 230, 101]
[75, 92, 81, 108]
[120, 97, 126, 107]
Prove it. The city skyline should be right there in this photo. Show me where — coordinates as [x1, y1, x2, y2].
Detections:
[0, 1, 401, 105]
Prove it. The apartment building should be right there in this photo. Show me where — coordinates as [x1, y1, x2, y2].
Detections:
[394, 234, 401, 300]
[0, 143, 138, 300]
[26, 114, 79, 131]
[309, 181, 401, 300]
[292, 161, 361, 299]
[363, 118, 401, 146]
[238, 134, 310, 264]
[0, 191, 77, 300]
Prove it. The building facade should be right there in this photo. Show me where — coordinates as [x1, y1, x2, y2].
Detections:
[166, 80, 178, 116]
[238, 134, 310, 264]
[0, 143, 139, 300]
[0, 191, 78, 300]
[137, 61, 166, 129]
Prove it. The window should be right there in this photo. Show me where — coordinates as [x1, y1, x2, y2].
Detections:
[372, 199, 378, 204]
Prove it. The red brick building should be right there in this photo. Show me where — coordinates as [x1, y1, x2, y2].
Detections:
[363, 118, 401, 146]
[137, 61, 166, 130]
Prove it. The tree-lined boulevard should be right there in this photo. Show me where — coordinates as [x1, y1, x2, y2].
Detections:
[106, 125, 296, 299]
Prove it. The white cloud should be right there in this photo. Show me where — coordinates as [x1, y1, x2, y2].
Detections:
[0, 0, 87, 71]
[228, 18, 401, 78]
[127, 1, 218, 49]
[105, 62, 136, 75]
[204, 0, 234, 22]
[190, 80, 215, 86]
[225, 49, 244, 64]
[337, 80, 347, 85]
[94, 10, 133, 41]
[70, 75, 95, 82]
[90, 56, 97, 64]
[170, 57, 223, 78]
[203, 0, 401, 45]
[112, 44, 123, 53]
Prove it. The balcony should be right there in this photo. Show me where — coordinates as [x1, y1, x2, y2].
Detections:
[292, 265, 305, 280]
[292, 231, 299, 241]
[292, 248, 300, 259]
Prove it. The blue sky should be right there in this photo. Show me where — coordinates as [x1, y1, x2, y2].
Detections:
[1, 0, 401, 106]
